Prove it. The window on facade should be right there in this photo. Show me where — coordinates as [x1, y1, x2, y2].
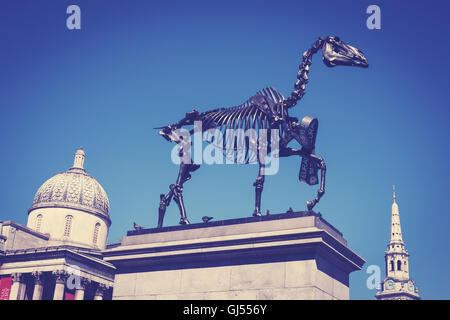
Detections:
[36, 214, 43, 232]
[397, 260, 402, 271]
[93, 222, 100, 246]
[390, 260, 394, 271]
[64, 215, 73, 237]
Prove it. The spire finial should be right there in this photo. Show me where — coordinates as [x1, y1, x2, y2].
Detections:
[393, 184, 396, 201]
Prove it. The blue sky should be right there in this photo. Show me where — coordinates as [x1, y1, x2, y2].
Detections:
[1, 0, 449, 299]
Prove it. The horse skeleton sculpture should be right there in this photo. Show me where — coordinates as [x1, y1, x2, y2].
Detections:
[156, 36, 368, 228]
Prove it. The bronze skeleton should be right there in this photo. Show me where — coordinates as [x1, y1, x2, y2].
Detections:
[155, 36, 368, 227]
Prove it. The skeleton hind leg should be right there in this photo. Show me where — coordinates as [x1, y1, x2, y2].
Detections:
[306, 154, 326, 211]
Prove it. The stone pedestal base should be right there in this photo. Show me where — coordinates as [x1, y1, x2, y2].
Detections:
[104, 212, 365, 300]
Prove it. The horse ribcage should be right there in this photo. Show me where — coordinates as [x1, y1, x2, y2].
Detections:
[200, 87, 285, 164]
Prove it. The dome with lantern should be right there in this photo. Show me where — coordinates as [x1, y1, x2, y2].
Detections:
[28, 148, 110, 221]
[27, 148, 110, 250]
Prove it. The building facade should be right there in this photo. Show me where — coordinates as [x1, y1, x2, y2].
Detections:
[375, 187, 420, 300]
[0, 148, 115, 300]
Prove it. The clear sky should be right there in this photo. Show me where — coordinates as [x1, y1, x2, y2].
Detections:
[1, 0, 449, 299]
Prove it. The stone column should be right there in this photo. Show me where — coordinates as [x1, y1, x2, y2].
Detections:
[74, 278, 90, 301]
[52, 271, 67, 300]
[31, 271, 44, 300]
[93, 283, 108, 300]
[9, 273, 26, 300]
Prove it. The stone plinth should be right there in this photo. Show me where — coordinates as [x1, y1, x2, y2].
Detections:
[104, 212, 364, 300]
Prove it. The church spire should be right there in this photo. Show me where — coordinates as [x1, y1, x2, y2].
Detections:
[389, 185, 403, 245]
[376, 186, 420, 300]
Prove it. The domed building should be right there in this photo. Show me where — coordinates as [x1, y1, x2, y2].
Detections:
[27, 148, 110, 250]
[0, 148, 115, 300]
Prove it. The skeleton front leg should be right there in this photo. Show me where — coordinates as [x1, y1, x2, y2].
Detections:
[306, 154, 326, 211]
[157, 161, 199, 227]
[173, 183, 189, 225]
[253, 165, 265, 217]
[158, 189, 174, 228]
[173, 163, 200, 225]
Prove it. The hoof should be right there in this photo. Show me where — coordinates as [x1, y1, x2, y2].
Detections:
[253, 211, 262, 217]
[179, 218, 190, 225]
[307, 200, 314, 211]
